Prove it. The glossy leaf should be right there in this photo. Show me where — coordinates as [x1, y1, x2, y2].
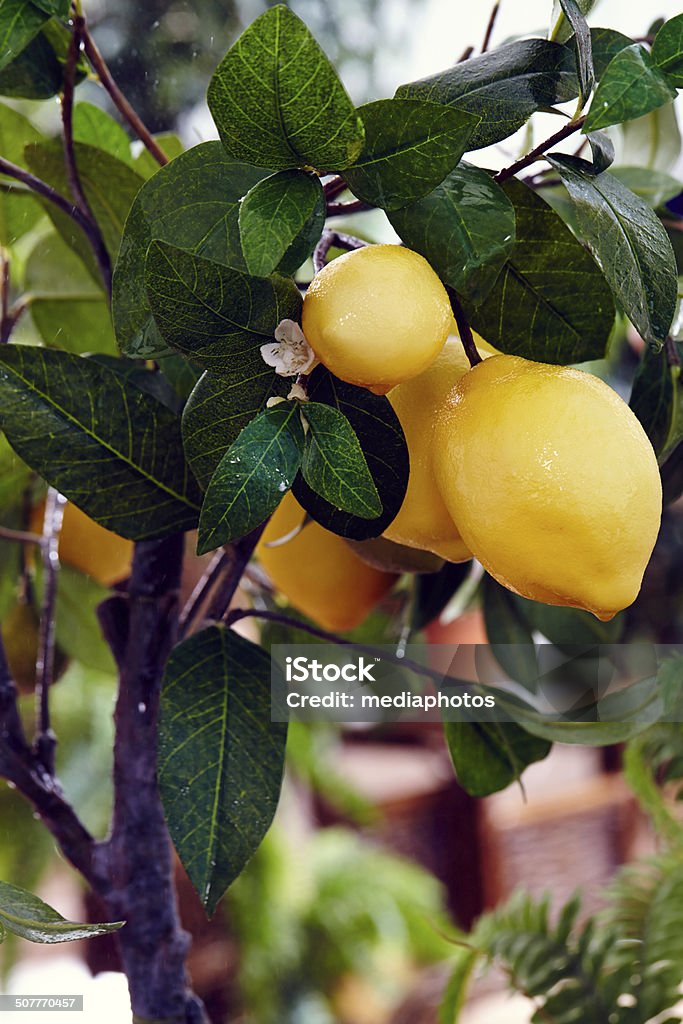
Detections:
[661, 439, 683, 505]
[559, 0, 594, 103]
[0, 104, 42, 244]
[300, 402, 381, 518]
[396, 40, 578, 150]
[0, 29, 61, 99]
[549, 155, 677, 346]
[159, 627, 287, 914]
[410, 562, 471, 633]
[585, 131, 615, 173]
[182, 364, 289, 491]
[389, 163, 515, 304]
[342, 98, 478, 211]
[482, 575, 539, 691]
[610, 166, 681, 208]
[0, 347, 202, 539]
[30, 0, 68, 15]
[551, 0, 599, 44]
[443, 720, 551, 797]
[589, 27, 634, 79]
[293, 368, 409, 540]
[132, 133, 185, 179]
[25, 231, 117, 356]
[0, 880, 122, 944]
[145, 241, 302, 375]
[197, 402, 304, 554]
[516, 596, 624, 647]
[463, 178, 615, 363]
[238, 170, 325, 277]
[630, 344, 678, 455]
[584, 45, 676, 133]
[72, 102, 134, 166]
[652, 14, 683, 88]
[0, 0, 48, 72]
[207, 4, 364, 172]
[113, 142, 267, 358]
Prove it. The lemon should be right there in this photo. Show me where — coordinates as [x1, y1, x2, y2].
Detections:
[257, 492, 396, 632]
[301, 244, 451, 394]
[30, 501, 133, 587]
[384, 336, 487, 562]
[433, 355, 662, 621]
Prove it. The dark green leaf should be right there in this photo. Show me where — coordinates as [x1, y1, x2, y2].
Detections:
[0, 103, 42, 244]
[652, 14, 683, 88]
[300, 402, 381, 518]
[583, 45, 676, 133]
[559, 0, 595, 103]
[197, 402, 304, 553]
[0, 347, 202, 539]
[132, 133, 185, 179]
[0, 29, 61, 99]
[585, 130, 615, 173]
[630, 344, 677, 454]
[588, 27, 635, 79]
[661, 438, 683, 505]
[157, 353, 202, 403]
[0, 0, 48, 72]
[182, 365, 289, 491]
[610, 167, 681, 208]
[72, 102, 134, 166]
[515, 597, 624, 647]
[443, 719, 551, 797]
[30, 0, 68, 15]
[25, 231, 117, 356]
[548, 155, 677, 346]
[293, 368, 409, 540]
[396, 40, 578, 150]
[463, 177, 615, 362]
[145, 241, 302, 374]
[207, 4, 364, 172]
[89, 355, 182, 414]
[159, 626, 287, 914]
[238, 169, 325, 277]
[0, 433, 30, 515]
[411, 561, 471, 633]
[0, 880, 123, 944]
[389, 163, 515, 304]
[113, 142, 267, 358]
[342, 98, 478, 211]
[551, 0, 599, 44]
[482, 575, 539, 691]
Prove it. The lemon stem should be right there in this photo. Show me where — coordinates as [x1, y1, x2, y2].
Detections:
[495, 115, 587, 184]
[449, 289, 483, 368]
[312, 229, 368, 274]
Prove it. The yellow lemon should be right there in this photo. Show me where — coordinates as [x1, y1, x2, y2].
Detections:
[30, 501, 133, 587]
[384, 336, 489, 562]
[301, 244, 451, 394]
[433, 355, 662, 621]
[257, 492, 397, 632]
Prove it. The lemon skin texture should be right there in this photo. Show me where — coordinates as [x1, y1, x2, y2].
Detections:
[301, 244, 452, 394]
[257, 492, 397, 632]
[433, 355, 662, 621]
[384, 336, 487, 562]
[30, 501, 133, 587]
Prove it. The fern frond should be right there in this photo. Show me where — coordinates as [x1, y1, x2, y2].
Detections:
[624, 725, 683, 845]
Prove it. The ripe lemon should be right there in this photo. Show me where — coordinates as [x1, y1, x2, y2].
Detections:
[301, 244, 451, 394]
[256, 492, 396, 632]
[384, 336, 489, 562]
[433, 355, 662, 621]
[30, 501, 133, 587]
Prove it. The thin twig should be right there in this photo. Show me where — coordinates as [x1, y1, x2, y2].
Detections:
[494, 116, 587, 184]
[481, 1, 500, 54]
[34, 489, 67, 775]
[457, 45, 474, 63]
[312, 229, 368, 275]
[448, 289, 483, 368]
[0, 248, 9, 344]
[326, 198, 371, 217]
[323, 176, 348, 201]
[205, 525, 267, 623]
[0, 525, 44, 546]
[81, 25, 168, 168]
[662, 218, 683, 233]
[178, 549, 231, 638]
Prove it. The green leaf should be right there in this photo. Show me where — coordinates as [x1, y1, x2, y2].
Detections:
[159, 626, 287, 913]
[30, 0, 68, 16]
[589, 27, 635, 80]
[342, 98, 478, 211]
[0, 0, 48, 72]
[389, 163, 515, 304]
[410, 562, 471, 634]
[113, 142, 267, 359]
[0, 103, 42, 244]
[238, 169, 325, 277]
[132, 133, 184, 179]
[292, 368, 409, 540]
[197, 402, 304, 554]
[300, 402, 381, 518]
[584, 45, 677, 134]
[145, 241, 302, 374]
[33, 563, 116, 675]
[463, 177, 615, 362]
[515, 597, 624, 647]
[207, 4, 364, 172]
[72, 102, 134, 166]
[661, 438, 683, 505]
[0, 347, 202, 540]
[439, 949, 480, 1024]
[396, 40, 578, 150]
[482, 575, 539, 691]
[443, 719, 551, 797]
[585, 130, 615, 173]
[0, 433, 30, 515]
[0, 28, 61, 99]
[183, 365, 289, 491]
[559, 0, 595, 103]
[25, 231, 117, 356]
[24, 141, 144, 273]
[630, 344, 678, 454]
[548, 155, 678, 347]
[610, 166, 681, 208]
[652, 14, 683, 88]
[0, 880, 123, 944]
[551, 0, 599, 44]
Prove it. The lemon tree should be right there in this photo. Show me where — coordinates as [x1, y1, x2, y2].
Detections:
[0, 2, 682, 1020]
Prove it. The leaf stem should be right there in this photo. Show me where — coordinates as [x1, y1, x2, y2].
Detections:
[205, 525, 268, 623]
[178, 548, 231, 638]
[494, 115, 587, 184]
[81, 24, 168, 168]
[312, 229, 368, 274]
[448, 289, 483, 367]
[33, 488, 66, 775]
[481, 1, 501, 54]
[0, 248, 9, 344]
[0, 525, 44, 545]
